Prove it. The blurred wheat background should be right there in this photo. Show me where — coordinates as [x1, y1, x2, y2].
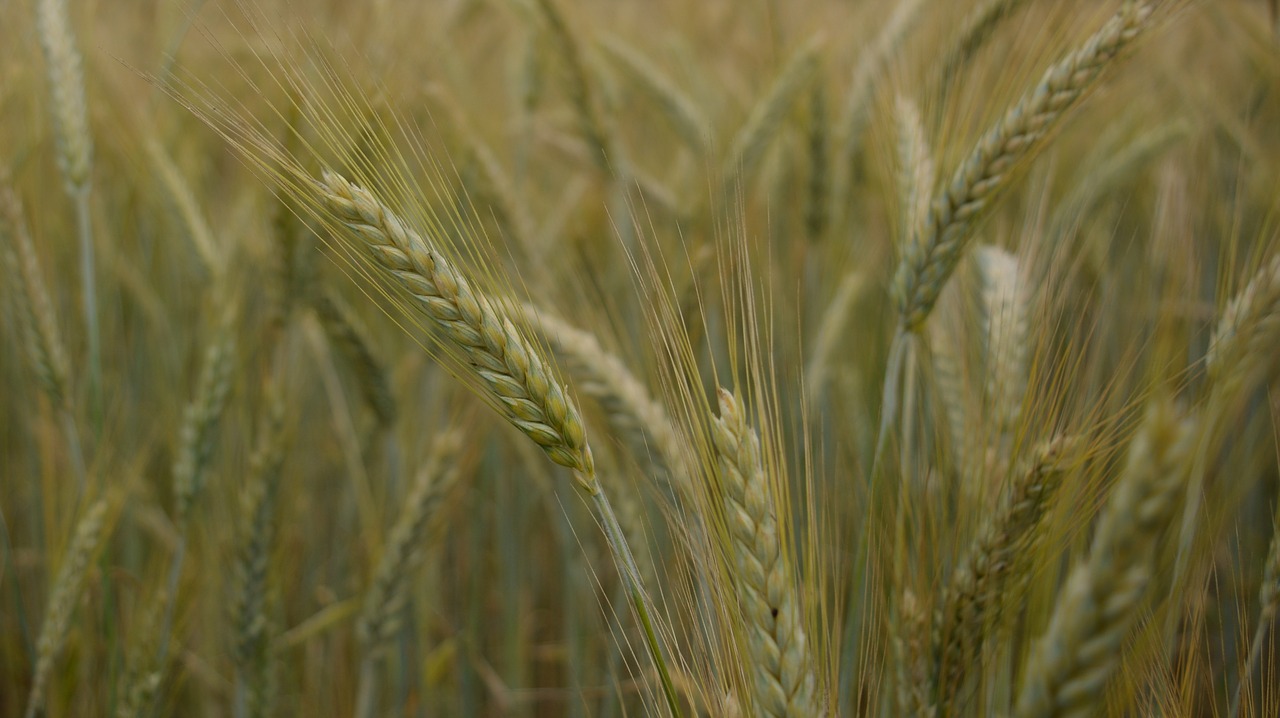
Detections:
[2, 0, 1280, 716]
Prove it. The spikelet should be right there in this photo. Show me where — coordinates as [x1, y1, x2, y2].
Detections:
[893, 2, 1157, 331]
[25, 498, 110, 718]
[316, 170, 595, 482]
[711, 388, 817, 717]
[895, 95, 935, 247]
[1014, 402, 1196, 718]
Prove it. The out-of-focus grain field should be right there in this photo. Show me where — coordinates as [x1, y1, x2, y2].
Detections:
[2, 0, 1280, 715]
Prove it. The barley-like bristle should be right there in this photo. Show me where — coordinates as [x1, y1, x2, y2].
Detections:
[933, 436, 1074, 708]
[897, 589, 938, 718]
[894, 2, 1156, 331]
[312, 291, 397, 428]
[1, 181, 71, 411]
[174, 326, 237, 525]
[24, 498, 110, 718]
[711, 388, 817, 717]
[1014, 403, 1196, 718]
[316, 170, 595, 480]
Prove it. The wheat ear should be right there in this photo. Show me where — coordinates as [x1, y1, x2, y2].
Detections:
[1229, 518, 1280, 718]
[534, 0, 614, 174]
[315, 171, 680, 712]
[1206, 254, 1280, 393]
[600, 35, 712, 155]
[976, 245, 1028, 440]
[25, 498, 110, 718]
[895, 95, 935, 248]
[1014, 403, 1195, 718]
[931, 0, 1033, 100]
[711, 388, 817, 717]
[35, 0, 99, 413]
[932, 436, 1075, 709]
[722, 37, 821, 189]
[521, 305, 689, 494]
[894, 1, 1156, 331]
[317, 170, 593, 479]
[231, 397, 286, 718]
[173, 325, 237, 526]
[0, 181, 72, 413]
[896, 589, 937, 718]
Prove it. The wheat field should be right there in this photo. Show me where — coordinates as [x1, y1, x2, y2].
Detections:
[2, 0, 1280, 716]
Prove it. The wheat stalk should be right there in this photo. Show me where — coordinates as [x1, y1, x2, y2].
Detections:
[711, 388, 817, 717]
[25, 498, 110, 718]
[1014, 402, 1195, 718]
[893, 1, 1157, 331]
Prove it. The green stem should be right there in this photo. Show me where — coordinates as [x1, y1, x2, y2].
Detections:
[588, 485, 682, 717]
[73, 188, 100, 433]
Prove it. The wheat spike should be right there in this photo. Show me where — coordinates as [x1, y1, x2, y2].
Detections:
[174, 325, 237, 525]
[316, 170, 594, 480]
[231, 397, 286, 718]
[897, 589, 937, 718]
[895, 95, 935, 249]
[35, 0, 92, 193]
[359, 433, 462, 652]
[712, 388, 817, 717]
[931, 0, 1033, 100]
[25, 498, 110, 718]
[1, 181, 71, 412]
[521, 305, 689, 493]
[933, 436, 1075, 709]
[722, 37, 822, 189]
[894, 2, 1156, 331]
[976, 245, 1028, 439]
[1206, 254, 1280, 392]
[1014, 402, 1196, 718]
[600, 34, 712, 155]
